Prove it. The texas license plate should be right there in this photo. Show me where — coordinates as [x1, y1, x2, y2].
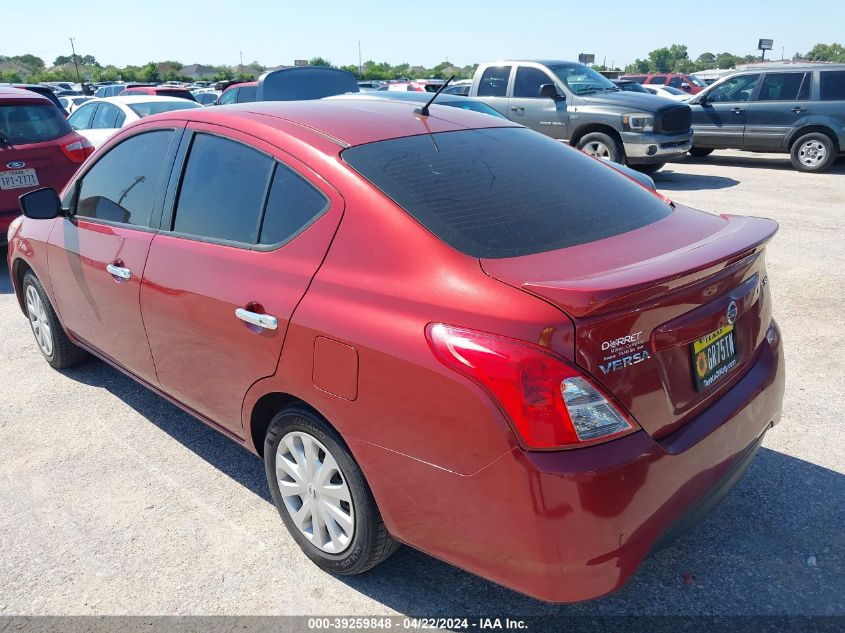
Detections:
[690, 325, 738, 391]
[0, 168, 38, 190]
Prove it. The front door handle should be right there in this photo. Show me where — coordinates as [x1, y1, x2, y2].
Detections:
[790, 106, 806, 114]
[106, 263, 131, 280]
[235, 308, 278, 330]
[730, 107, 744, 115]
[510, 106, 524, 112]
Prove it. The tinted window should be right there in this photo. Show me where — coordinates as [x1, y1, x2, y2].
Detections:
[0, 103, 72, 144]
[196, 93, 218, 105]
[758, 73, 808, 100]
[259, 164, 328, 245]
[707, 74, 760, 102]
[477, 66, 510, 97]
[668, 76, 687, 88]
[820, 71, 845, 101]
[343, 128, 672, 259]
[626, 76, 647, 83]
[218, 88, 238, 105]
[236, 85, 257, 102]
[648, 76, 669, 85]
[68, 103, 96, 130]
[76, 130, 174, 227]
[259, 68, 359, 100]
[158, 89, 196, 101]
[91, 103, 121, 129]
[128, 101, 201, 117]
[173, 134, 273, 243]
[513, 67, 555, 98]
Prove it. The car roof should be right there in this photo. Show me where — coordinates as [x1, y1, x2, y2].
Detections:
[328, 92, 475, 105]
[143, 99, 518, 148]
[0, 85, 52, 102]
[732, 62, 845, 73]
[103, 95, 201, 104]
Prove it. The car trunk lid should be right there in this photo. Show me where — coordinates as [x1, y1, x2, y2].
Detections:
[481, 205, 777, 439]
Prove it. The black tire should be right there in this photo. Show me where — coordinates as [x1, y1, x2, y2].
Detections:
[264, 406, 399, 575]
[688, 147, 714, 158]
[630, 162, 665, 175]
[790, 132, 837, 173]
[22, 271, 88, 369]
[577, 132, 623, 164]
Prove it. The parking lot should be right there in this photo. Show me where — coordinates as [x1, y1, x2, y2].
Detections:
[0, 150, 843, 618]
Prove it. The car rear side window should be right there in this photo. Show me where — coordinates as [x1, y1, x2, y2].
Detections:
[76, 130, 175, 227]
[758, 73, 809, 100]
[259, 164, 328, 245]
[343, 127, 672, 259]
[477, 66, 510, 97]
[91, 103, 123, 129]
[172, 133, 273, 244]
[820, 71, 845, 101]
[0, 103, 72, 144]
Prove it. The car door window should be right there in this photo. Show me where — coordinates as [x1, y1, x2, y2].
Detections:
[477, 66, 511, 97]
[91, 103, 121, 129]
[513, 67, 556, 98]
[820, 71, 845, 101]
[668, 76, 686, 88]
[218, 88, 238, 105]
[172, 133, 273, 244]
[259, 163, 329, 246]
[68, 103, 96, 130]
[649, 76, 668, 85]
[76, 130, 176, 227]
[707, 74, 760, 102]
[757, 73, 809, 101]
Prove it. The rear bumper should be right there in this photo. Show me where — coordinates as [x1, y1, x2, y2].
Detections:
[355, 320, 784, 603]
[623, 131, 692, 164]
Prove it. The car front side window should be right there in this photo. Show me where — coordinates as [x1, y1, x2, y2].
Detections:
[707, 74, 760, 103]
[513, 67, 556, 98]
[68, 103, 96, 130]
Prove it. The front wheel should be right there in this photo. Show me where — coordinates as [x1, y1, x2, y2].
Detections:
[577, 132, 623, 164]
[629, 162, 665, 175]
[790, 132, 836, 172]
[22, 271, 88, 369]
[264, 406, 400, 575]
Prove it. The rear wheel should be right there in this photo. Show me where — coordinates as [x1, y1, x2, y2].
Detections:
[22, 271, 88, 369]
[264, 406, 399, 575]
[790, 132, 836, 172]
[630, 162, 665, 175]
[688, 147, 714, 158]
[577, 132, 623, 164]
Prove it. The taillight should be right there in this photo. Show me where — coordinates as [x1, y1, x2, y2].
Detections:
[425, 323, 638, 449]
[60, 138, 94, 163]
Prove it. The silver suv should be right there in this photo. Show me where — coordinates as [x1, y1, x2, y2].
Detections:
[688, 63, 845, 172]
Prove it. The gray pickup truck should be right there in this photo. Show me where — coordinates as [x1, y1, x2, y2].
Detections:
[468, 60, 693, 173]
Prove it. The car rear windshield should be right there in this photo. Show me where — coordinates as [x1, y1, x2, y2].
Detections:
[342, 127, 672, 259]
[0, 103, 72, 144]
[128, 101, 202, 118]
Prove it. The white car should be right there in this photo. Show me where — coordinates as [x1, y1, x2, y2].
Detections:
[58, 95, 93, 114]
[67, 96, 202, 148]
[643, 85, 691, 101]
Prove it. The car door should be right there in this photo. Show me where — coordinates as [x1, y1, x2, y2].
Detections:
[86, 102, 127, 149]
[744, 72, 811, 150]
[67, 102, 98, 145]
[691, 73, 760, 148]
[507, 65, 569, 140]
[475, 65, 512, 116]
[140, 124, 344, 436]
[47, 125, 183, 385]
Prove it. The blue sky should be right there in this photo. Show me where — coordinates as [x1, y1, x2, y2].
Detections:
[5, 0, 844, 69]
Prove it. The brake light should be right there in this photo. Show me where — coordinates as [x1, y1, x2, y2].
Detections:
[60, 138, 94, 163]
[425, 323, 638, 449]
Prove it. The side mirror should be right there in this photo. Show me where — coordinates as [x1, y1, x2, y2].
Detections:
[19, 187, 63, 220]
[680, 82, 690, 89]
[539, 83, 564, 100]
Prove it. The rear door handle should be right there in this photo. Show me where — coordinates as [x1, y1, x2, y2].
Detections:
[106, 263, 131, 280]
[730, 107, 744, 115]
[790, 106, 806, 114]
[235, 308, 278, 330]
[510, 106, 524, 112]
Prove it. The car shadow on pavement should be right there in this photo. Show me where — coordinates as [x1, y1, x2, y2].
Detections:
[652, 171, 739, 192]
[684, 154, 845, 174]
[0, 247, 13, 294]
[62, 358, 843, 617]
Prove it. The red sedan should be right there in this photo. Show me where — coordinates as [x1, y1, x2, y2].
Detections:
[6, 99, 784, 602]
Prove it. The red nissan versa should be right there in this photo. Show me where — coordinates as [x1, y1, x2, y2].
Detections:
[6, 99, 785, 603]
[1, 87, 93, 245]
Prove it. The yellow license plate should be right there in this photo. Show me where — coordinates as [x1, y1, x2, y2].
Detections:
[690, 324, 738, 391]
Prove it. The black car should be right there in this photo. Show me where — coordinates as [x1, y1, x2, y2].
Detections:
[1, 84, 67, 114]
[688, 63, 845, 172]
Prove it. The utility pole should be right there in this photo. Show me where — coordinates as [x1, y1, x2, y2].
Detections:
[69, 37, 81, 83]
[781, 46, 785, 61]
[358, 41, 363, 78]
[239, 51, 243, 75]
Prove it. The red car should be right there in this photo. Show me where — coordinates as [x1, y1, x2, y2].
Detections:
[1, 87, 93, 244]
[621, 73, 708, 95]
[216, 81, 258, 105]
[118, 86, 197, 102]
[6, 99, 784, 603]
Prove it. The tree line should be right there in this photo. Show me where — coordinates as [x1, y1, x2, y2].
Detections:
[2, 42, 843, 85]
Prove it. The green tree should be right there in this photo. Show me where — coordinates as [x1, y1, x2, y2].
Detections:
[138, 62, 160, 83]
[716, 52, 739, 69]
[803, 42, 845, 62]
[308, 57, 333, 67]
[53, 54, 72, 66]
[0, 69, 22, 83]
[80, 55, 99, 67]
[696, 52, 716, 67]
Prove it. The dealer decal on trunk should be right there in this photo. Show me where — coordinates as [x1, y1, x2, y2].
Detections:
[598, 330, 652, 375]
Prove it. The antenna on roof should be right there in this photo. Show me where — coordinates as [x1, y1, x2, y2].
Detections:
[419, 75, 455, 116]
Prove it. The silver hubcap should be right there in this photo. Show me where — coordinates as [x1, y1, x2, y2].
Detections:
[276, 431, 354, 554]
[582, 140, 612, 161]
[25, 285, 53, 357]
[798, 140, 827, 167]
